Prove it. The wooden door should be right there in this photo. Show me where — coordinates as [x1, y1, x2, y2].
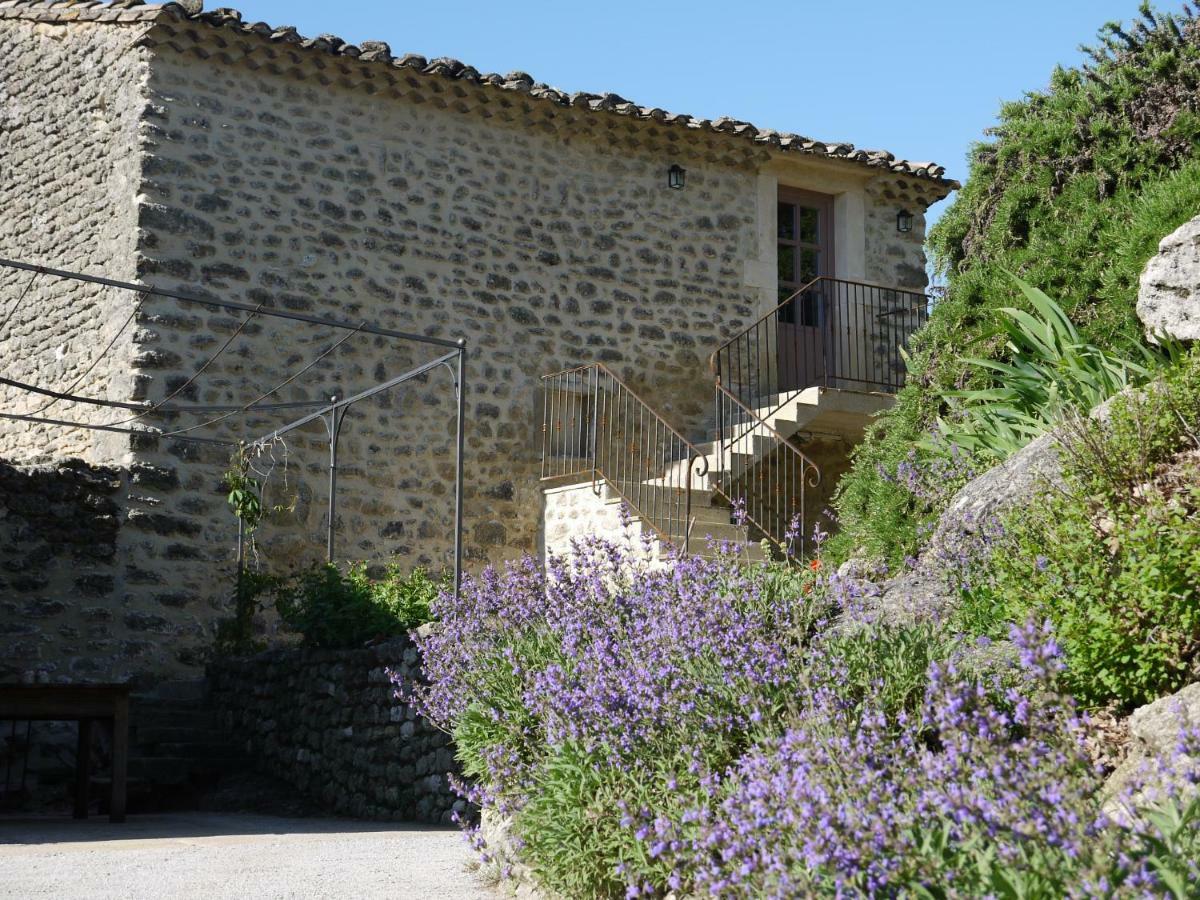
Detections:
[776, 188, 834, 393]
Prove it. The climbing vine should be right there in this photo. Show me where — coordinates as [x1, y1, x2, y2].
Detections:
[223, 442, 265, 534]
[217, 439, 293, 654]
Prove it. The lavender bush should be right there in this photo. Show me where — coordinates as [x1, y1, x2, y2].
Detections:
[411, 540, 1200, 897]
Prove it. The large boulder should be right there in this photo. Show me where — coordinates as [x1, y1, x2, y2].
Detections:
[1138, 215, 1200, 342]
[927, 430, 1064, 564]
[1103, 682, 1200, 814]
[846, 428, 1066, 629]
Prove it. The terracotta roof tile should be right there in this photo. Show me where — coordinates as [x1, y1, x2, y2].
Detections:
[1, 0, 958, 191]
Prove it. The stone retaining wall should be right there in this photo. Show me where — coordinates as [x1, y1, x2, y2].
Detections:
[208, 638, 463, 823]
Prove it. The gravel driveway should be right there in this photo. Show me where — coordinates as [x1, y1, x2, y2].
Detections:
[0, 813, 496, 899]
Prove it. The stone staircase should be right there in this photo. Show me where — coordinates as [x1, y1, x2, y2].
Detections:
[541, 278, 929, 561]
[542, 374, 895, 563]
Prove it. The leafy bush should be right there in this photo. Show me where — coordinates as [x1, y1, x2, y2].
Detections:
[275, 563, 443, 648]
[962, 351, 1200, 709]
[214, 569, 280, 655]
[972, 489, 1200, 709]
[413, 542, 1200, 896]
[831, 4, 1200, 568]
[929, 275, 1162, 463]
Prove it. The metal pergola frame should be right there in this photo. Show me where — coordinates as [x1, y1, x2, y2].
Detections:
[0, 257, 467, 594]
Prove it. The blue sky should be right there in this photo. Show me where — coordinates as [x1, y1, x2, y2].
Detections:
[228, 0, 1186, 230]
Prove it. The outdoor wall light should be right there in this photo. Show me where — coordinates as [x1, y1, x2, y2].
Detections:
[896, 209, 914, 233]
[668, 164, 686, 190]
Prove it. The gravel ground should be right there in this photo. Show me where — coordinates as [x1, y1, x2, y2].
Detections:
[0, 813, 496, 899]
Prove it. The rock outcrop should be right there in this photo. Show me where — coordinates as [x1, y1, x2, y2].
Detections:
[846, 428, 1065, 629]
[1103, 681, 1200, 812]
[1138, 215, 1200, 342]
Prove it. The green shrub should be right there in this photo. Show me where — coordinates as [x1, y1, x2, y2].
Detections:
[274, 563, 444, 648]
[518, 742, 708, 898]
[830, 5, 1200, 569]
[977, 487, 1200, 708]
[929, 275, 1162, 463]
[214, 569, 280, 655]
[962, 351, 1200, 708]
[813, 621, 958, 724]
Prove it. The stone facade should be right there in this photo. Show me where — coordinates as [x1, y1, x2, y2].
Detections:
[208, 638, 463, 823]
[0, 3, 953, 683]
[542, 481, 643, 562]
[0, 459, 122, 680]
[0, 18, 147, 464]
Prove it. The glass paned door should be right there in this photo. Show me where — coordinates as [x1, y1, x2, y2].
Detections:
[777, 188, 834, 392]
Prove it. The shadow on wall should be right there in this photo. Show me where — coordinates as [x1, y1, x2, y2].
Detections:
[0, 459, 124, 683]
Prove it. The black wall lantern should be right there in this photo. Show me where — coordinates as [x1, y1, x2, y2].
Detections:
[668, 164, 686, 190]
[896, 209, 914, 233]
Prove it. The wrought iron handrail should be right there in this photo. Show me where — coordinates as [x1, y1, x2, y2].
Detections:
[710, 380, 821, 554]
[541, 363, 709, 554]
[709, 276, 930, 414]
[705, 276, 929, 553]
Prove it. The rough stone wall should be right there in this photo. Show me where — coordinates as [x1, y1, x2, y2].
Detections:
[864, 176, 939, 290]
[0, 18, 150, 463]
[0, 17, 943, 684]
[0, 455, 227, 683]
[208, 638, 463, 823]
[542, 482, 642, 562]
[0, 459, 124, 681]
[127, 33, 769, 589]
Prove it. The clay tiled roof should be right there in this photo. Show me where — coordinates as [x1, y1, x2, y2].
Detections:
[0, 0, 958, 191]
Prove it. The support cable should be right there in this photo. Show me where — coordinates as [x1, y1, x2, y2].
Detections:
[0, 269, 39, 338]
[0, 375, 328, 415]
[0, 410, 233, 446]
[0, 257, 460, 349]
[157, 322, 367, 438]
[94, 300, 267, 429]
[24, 290, 148, 417]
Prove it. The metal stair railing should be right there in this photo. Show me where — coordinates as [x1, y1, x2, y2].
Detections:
[710, 276, 931, 422]
[541, 363, 709, 555]
[710, 380, 821, 556]
[706, 277, 929, 553]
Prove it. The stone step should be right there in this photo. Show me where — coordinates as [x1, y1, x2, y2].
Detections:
[132, 707, 219, 728]
[652, 518, 753, 547]
[142, 679, 210, 703]
[134, 725, 219, 745]
[603, 485, 731, 526]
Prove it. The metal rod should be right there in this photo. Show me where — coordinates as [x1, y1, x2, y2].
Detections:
[452, 341, 466, 598]
[235, 515, 245, 590]
[323, 397, 348, 564]
[250, 349, 459, 446]
[0, 374, 331, 414]
[4, 719, 14, 802]
[0, 257, 461, 349]
[20, 721, 31, 799]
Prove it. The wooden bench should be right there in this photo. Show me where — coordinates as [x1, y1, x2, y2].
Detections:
[0, 683, 130, 822]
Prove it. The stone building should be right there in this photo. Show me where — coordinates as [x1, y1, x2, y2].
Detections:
[0, 0, 956, 684]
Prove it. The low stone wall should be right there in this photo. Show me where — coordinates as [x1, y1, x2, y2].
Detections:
[208, 638, 464, 824]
